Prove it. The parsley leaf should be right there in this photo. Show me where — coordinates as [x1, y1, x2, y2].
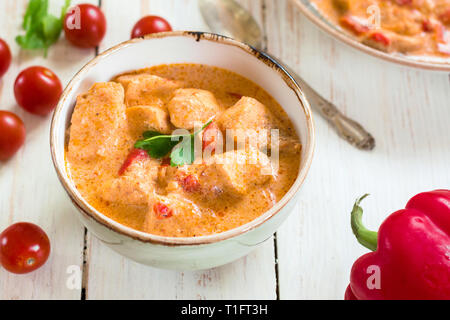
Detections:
[135, 134, 181, 159]
[134, 119, 213, 167]
[142, 131, 164, 139]
[170, 135, 196, 167]
[16, 0, 71, 57]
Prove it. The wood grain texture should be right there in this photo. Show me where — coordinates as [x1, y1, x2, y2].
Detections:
[265, 0, 450, 299]
[0, 0, 448, 300]
[84, 0, 277, 300]
[0, 0, 98, 299]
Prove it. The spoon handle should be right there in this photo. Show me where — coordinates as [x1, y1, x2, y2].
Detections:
[294, 72, 375, 150]
[268, 56, 375, 150]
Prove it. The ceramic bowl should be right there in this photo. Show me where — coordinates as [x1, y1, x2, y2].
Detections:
[292, 0, 450, 71]
[50, 31, 315, 270]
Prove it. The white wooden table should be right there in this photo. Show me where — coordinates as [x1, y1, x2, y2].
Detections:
[0, 0, 449, 300]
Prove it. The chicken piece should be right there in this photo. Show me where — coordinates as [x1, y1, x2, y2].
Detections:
[390, 34, 423, 53]
[143, 193, 204, 236]
[219, 97, 281, 134]
[98, 157, 159, 206]
[379, 3, 423, 36]
[411, 0, 437, 14]
[115, 74, 183, 108]
[126, 105, 173, 138]
[156, 162, 180, 190]
[167, 89, 221, 129]
[218, 96, 290, 151]
[68, 82, 127, 163]
[199, 149, 274, 198]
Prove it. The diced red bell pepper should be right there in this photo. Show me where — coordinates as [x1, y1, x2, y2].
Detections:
[160, 157, 171, 167]
[202, 122, 222, 153]
[118, 148, 149, 175]
[368, 32, 391, 47]
[346, 190, 450, 300]
[422, 19, 434, 32]
[395, 0, 412, 5]
[153, 202, 173, 219]
[178, 174, 201, 193]
[339, 15, 370, 35]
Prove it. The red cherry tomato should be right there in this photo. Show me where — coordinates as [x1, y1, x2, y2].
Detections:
[64, 4, 106, 48]
[0, 111, 26, 161]
[0, 38, 12, 78]
[14, 66, 63, 116]
[0, 222, 51, 274]
[131, 15, 172, 38]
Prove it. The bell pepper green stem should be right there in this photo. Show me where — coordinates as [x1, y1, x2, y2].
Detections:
[351, 194, 378, 251]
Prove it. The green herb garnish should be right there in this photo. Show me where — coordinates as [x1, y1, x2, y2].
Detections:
[135, 119, 213, 167]
[16, 0, 71, 57]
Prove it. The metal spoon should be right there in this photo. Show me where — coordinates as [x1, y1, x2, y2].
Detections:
[199, 0, 375, 150]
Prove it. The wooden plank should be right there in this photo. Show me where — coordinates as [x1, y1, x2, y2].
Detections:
[265, 0, 450, 299]
[85, 0, 277, 300]
[0, 0, 97, 300]
[3, 0, 446, 300]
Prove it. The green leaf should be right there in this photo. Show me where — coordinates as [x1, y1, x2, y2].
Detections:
[170, 136, 195, 167]
[134, 118, 215, 166]
[22, 0, 47, 29]
[142, 131, 163, 139]
[135, 135, 180, 159]
[16, 0, 71, 57]
[60, 0, 71, 20]
[15, 33, 45, 49]
[42, 15, 61, 43]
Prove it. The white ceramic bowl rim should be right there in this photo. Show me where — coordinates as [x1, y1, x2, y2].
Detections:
[292, 0, 450, 72]
[50, 31, 315, 246]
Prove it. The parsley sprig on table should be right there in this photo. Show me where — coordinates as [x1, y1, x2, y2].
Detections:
[134, 119, 213, 167]
[16, 0, 71, 57]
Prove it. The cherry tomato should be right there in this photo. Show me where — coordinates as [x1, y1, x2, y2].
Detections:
[14, 66, 63, 116]
[0, 222, 50, 274]
[0, 38, 12, 78]
[64, 4, 106, 48]
[0, 111, 26, 161]
[131, 15, 172, 39]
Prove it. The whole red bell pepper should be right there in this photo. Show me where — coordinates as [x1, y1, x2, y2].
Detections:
[346, 190, 450, 300]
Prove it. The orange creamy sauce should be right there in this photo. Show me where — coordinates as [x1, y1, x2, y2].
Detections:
[66, 64, 301, 237]
[312, 0, 450, 56]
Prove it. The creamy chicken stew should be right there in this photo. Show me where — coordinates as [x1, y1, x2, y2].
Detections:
[312, 0, 450, 56]
[66, 64, 301, 237]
